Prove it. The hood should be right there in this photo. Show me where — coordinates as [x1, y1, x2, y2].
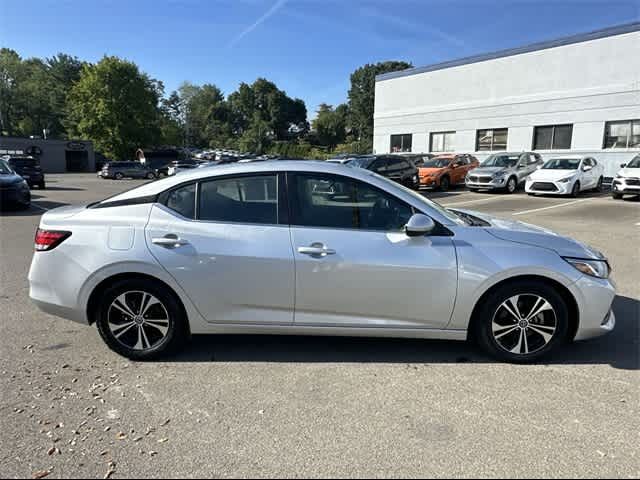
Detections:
[0, 173, 26, 187]
[617, 167, 640, 178]
[472, 166, 511, 175]
[455, 208, 605, 260]
[419, 167, 445, 176]
[530, 169, 578, 181]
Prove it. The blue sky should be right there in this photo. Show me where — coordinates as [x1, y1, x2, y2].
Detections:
[2, 0, 638, 118]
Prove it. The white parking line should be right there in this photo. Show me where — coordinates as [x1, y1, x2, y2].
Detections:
[512, 198, 592, 216]
[440, 196, 504, 207]
[30, 203, 49, 212]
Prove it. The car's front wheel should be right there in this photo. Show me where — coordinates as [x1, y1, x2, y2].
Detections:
[473, 281, 570, 363]
[114, 172, 124, 180]
[95, 279, 188, 360]
[505, 176, 517, 194]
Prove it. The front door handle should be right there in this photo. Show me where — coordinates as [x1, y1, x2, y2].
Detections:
[298, 242, 336, 258]
[152, 234, 189, 248]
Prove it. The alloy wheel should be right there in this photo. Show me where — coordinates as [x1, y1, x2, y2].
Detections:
[507, 177, 516, 193]
[107, 291, 170, 351]
[491, 294, 557, 355]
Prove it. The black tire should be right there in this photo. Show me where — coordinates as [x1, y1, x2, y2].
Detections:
[473, 280, 570, 363]
[570, 181, 580, 198]
[439, 176, 450, 191]
[595, 176, 603, 192]
[114, 172, 124, 180]
[612, 192, 623, 200]
[95, 278, 188, 360]
[505, 176, 517, 194]
[146, 172, 156, 180]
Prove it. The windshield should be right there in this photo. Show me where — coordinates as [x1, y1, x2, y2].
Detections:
[422, 158, 450, 168]
[480, 154, 519, 168]
[626, 156, 640, 168]
[346, 157, 374, 168]
[543, 158, 581, 170]
[0, 159, 13, 174]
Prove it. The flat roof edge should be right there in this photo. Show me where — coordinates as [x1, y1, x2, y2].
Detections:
[376, 22, 640, 82]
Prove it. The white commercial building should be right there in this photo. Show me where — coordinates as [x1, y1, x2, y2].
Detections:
[373, 23, 640, 177]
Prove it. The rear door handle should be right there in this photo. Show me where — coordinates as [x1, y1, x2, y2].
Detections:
[152, 234, 189, 248]
[298, 243, 336, 257]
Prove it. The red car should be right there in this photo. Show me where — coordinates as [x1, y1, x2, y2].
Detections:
[418, 154, 479, 190]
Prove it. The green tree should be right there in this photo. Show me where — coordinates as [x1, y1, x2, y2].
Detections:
[312, 103, 347, 149]
[238, 112, 271, 154]
[65, 56, 161, 159]
[347, 61, 412, 152]
[44, 53, 85, 137]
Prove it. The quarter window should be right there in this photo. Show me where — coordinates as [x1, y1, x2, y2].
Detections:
[430, 131, 455, 153]
[290, 174, 413, 231]
[198, 175, 278, 224]
[165, 183, 196, 219]
[603, 120, 640, 149]
[476, 128, 508, 151]
[390, 134, 412, 153]
[533, 125, 573, 150]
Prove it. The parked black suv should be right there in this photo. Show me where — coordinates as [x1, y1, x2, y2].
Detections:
[346, 154, 420, 189]
[6, 155, 45, 189]
[99, 162, 156, 180]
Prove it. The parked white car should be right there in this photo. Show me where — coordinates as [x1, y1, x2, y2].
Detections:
[611, 155, 640, 199]
[525, 156, 604, 197]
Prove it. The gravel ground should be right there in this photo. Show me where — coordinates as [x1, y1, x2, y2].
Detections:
[1, 174, 638, 479]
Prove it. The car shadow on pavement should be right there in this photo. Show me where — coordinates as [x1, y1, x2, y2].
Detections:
[171, 295, 638, 370]
[0, 200, 69, 216]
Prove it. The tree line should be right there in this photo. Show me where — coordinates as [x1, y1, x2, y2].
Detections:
[0, 48, 411, 160]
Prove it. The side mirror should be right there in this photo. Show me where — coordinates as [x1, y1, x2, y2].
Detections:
[621, 163, 627, 168]
[405, 214, 435, 237]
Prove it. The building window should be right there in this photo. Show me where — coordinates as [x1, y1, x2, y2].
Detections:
[533, 124, 573, 150]
[390, 134, 412, 153]
[429, 131, 455, 153]
[603, 120, 640, 149]
[476, 128, 508, 151]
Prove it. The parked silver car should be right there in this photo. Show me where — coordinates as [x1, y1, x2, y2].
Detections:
[466, 152, 544, 193]
[29, 161, 615, 363]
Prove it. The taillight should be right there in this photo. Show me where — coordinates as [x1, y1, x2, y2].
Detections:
[34, 229, 71, 251]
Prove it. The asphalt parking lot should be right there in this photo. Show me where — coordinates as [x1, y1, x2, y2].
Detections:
[1, 174, 638, 478]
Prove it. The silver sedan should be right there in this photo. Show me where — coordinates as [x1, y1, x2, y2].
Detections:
[28, 161, 616, 363]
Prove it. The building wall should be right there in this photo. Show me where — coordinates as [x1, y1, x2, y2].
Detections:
[373, 27, 640, 177]
[0, 137, 95, 173]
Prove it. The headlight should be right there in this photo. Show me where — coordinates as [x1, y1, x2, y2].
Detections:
[493, 172, 506, 179]
[564, 257, 610, 279]
[559, 176, 574, 183]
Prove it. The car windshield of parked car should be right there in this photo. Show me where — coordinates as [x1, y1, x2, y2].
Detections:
[422, 158, 451, 168]
[9, 158, 38, 168]
[480, 154, 519, 168]
[626, 156, 640, 168]
[0, 159, 13, 174]
[543, 158, 581, 170]
[346, 157, 374, 169]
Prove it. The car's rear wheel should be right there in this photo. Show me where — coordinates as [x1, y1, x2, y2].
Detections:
[114, 172, 124, 180]
[95, 279, 188, 360]
[146, 172, 155, 180]
[473, 281, 569, 363]
[595, 176, 603, 192]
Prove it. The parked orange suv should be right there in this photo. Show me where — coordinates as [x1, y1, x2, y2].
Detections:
[418, 154, 479, 190]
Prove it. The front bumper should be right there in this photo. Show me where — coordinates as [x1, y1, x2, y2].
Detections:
[570, 275, 617, 341]
[612, 178, 640, 195]
[466, 177, 508, 190]
[525, 179, 574, 195]
[0, 185, 31, 205]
